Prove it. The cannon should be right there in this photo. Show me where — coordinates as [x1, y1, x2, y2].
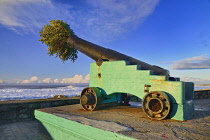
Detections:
[67, 35, 194, 121]
[39, 20, 194, 121]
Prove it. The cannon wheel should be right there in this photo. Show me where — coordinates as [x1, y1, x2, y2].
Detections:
[142, 91, 171, 120]
[80, 87, 102, 111]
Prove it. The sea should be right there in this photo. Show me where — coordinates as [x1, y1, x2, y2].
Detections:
[0, 84, 209, 101]
[0, 83, 88, 101]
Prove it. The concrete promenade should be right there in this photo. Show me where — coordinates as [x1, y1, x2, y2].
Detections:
[36, 99, 210, 140]
[0, 120, 45, 140]
[0, 99, 210, 140]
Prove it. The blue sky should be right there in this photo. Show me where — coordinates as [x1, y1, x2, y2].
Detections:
[0, 0, 210, 84]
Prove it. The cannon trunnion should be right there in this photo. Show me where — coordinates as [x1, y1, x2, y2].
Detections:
[80, 61, 194, 121]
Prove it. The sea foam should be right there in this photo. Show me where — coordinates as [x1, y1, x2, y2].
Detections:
[0, 83, 88, 101]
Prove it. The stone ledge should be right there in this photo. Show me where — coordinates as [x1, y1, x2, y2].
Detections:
[194, 89, 210, 99]
[0, 97, 80, 124]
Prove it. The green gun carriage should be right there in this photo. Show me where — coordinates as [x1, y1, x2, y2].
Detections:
[67, 35, 194, 121]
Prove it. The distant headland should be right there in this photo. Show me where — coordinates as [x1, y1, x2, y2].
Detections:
[195, 84, 210, 86]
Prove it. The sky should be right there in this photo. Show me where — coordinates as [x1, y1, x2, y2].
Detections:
[0, 0, 210, 84]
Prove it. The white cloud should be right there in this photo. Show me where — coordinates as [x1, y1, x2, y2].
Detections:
[77, 0, 160, 41]
[20, 76, 39, 83]
[181, 77, 210, 84]
[21, 80, 30, 83]
[31, 74, 90, 83]
[0, 0, 160, 41]
[170, 54, 210, 70]
[42, 78, 53, 83]
[60, 75, 88, 83]
[29, 76, 38, 82]
[0, 0, 71, 34]
[0, 74, 89, 84]
[83, 74, 90, 83]
[53, 79, 60, 83]
[53, 74, 89, 83]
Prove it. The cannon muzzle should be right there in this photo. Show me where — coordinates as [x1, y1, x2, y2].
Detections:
[67, 35, 169, 76]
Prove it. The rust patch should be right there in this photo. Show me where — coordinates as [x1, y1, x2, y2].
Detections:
[98, 73, 101, 78]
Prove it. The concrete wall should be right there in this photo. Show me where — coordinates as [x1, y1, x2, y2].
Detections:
[0, 97, 79, 124]
[194, 90, 210, 99]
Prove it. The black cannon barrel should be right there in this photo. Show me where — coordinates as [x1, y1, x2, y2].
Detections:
[67, 35, 169, 76]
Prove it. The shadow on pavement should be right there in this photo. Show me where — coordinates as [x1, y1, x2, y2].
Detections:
[37, 120, 53, 140]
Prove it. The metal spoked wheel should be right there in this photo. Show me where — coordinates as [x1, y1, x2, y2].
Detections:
[80, 87, 102, 111]
[142, 91, 171, 120]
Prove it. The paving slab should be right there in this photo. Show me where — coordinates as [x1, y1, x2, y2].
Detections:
[0, 120, 46, 140]
[36, 99, 210, 140]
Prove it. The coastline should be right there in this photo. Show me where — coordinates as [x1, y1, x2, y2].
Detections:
[0, 83, 209, 101]
[195, 84, 210, 86]
[0, 88, 209, 103]
[195, 88, 210, 91]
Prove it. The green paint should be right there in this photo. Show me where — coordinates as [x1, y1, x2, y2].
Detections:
[34, 60, 194, 139]
[35, 110, 136, 140]
[89, 61, 194, 121]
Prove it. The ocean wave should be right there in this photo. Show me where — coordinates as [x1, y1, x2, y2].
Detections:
[0, 84, 87, 101]
[0, 84, 209, 101]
